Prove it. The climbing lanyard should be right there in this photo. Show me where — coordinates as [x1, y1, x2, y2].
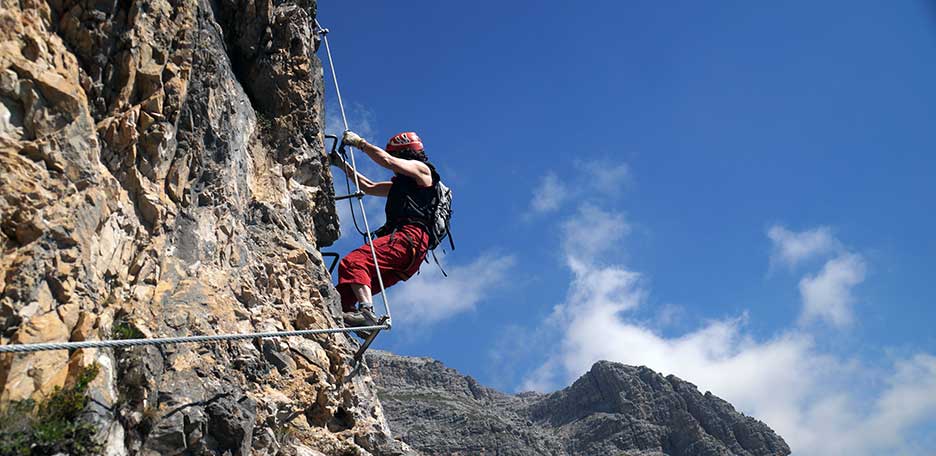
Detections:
[315, 21, 393, 327]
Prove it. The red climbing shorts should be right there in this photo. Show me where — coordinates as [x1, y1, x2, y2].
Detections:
[337, 224, 429, 312]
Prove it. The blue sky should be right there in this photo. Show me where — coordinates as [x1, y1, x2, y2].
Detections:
[317, 2, 936, 454]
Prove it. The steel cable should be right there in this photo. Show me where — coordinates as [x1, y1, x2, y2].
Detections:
[0, 325, 390, 354]
[0, 20, 392, 356]
[315, 20, 393, 324]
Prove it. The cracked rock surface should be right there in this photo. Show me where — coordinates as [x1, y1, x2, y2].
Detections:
[370, 351, 791, 456]
[0, 0, 406, 453]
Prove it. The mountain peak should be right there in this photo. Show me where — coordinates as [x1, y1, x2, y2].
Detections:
[370, 351, 791, 456]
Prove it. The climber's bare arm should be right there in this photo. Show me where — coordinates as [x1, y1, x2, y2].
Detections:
[331, 155, 371, 185]
[340, 131, 432, 187]
[362, 181, 391, 197]
[329, 154, 376, 196]
[331, 155, 390, 197]
[359, 143, 433, 188]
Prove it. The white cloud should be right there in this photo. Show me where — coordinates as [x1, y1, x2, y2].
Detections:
[768, 225, 866, 328]
[798, 253, 866, 327]
[390, 252, 515, 327]
[519, 358, 562, 393]
[654, 303, 688, 328]
[526, 161, 630, 217]
[862, 354, 936, 452]
[575, 160, 631, 194]
[768, 225, 839, 269]
[529, 172, 567, 214]
[560, 204, 630, 260]
[519, 210, 936, 455]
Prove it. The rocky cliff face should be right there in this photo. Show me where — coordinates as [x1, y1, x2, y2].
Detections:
[370, 351, 791, 456]
[0, 0, 406, 453]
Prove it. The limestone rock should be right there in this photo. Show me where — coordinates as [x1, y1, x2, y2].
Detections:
[0, 0, 390, 453]
[1, 311, 70, 401]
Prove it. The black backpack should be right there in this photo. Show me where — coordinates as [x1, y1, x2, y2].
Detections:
[378, 165, 455, 275]
[428, 179, 454, 251]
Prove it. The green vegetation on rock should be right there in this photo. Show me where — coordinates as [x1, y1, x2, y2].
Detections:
[0, 364, 102, 456]
[112, 319, 144, 340]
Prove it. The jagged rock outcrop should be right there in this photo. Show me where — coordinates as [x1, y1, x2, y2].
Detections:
[370, 351, 791, 456]
[0, 0, 405, 453]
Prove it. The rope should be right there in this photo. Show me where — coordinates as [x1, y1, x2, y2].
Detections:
[315, 20, 393, 325]
[0, 325, 390, 354]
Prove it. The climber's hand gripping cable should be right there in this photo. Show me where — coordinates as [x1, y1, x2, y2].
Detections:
[342, 130, 367, 149]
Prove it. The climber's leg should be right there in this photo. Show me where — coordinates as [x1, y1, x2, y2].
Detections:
[350, 283, 372, 308]
[337, 244, 374, 312]
[337, 232, 413, 312]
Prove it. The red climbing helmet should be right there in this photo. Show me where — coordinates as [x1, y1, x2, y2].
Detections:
[386, 132, 424, 152]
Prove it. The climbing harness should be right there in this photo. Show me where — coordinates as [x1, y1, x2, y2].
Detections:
[0, 19, 388, 369]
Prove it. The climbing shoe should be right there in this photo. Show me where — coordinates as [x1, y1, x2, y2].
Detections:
[359, 305, 379, 324]
[343, 311, 366, 327]
[344, 305, 379, 338]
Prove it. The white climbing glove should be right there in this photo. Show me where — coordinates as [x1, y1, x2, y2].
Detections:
[342, 130, 367, 149]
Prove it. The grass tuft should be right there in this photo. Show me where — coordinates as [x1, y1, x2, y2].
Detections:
[0, 364, 102, 455]
[112, 319, 144, 340]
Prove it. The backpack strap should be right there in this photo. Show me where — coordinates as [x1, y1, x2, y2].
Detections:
[431, 250, 448, 278]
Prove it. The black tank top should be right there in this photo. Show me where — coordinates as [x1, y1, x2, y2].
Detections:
[382, 162, 439, 233]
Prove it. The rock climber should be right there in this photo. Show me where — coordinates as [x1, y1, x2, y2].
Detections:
[330, 130, 440, 334]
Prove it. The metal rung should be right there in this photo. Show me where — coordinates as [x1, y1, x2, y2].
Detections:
[350, 316, 389, 367]
[335, 191, 365, 201]
[321, 252, 340, 273]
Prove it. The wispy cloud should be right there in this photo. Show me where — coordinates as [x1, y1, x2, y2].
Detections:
[325, 101, 377, 141]
[863, 354, 936, 452]
[768, 225, 839, 269]
[798, 253, 866, 328]
[518, 209, 936, 455]
[390, 252, 516, 328]
[529, 172, 567, 214]
[768, 225, 866, 328]
[526, 160, 631, 217]
[574, 160, 631, 195]
[560, 204, 630, 261]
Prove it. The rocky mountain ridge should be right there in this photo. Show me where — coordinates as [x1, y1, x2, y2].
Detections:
[369, 350, 791, 456]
